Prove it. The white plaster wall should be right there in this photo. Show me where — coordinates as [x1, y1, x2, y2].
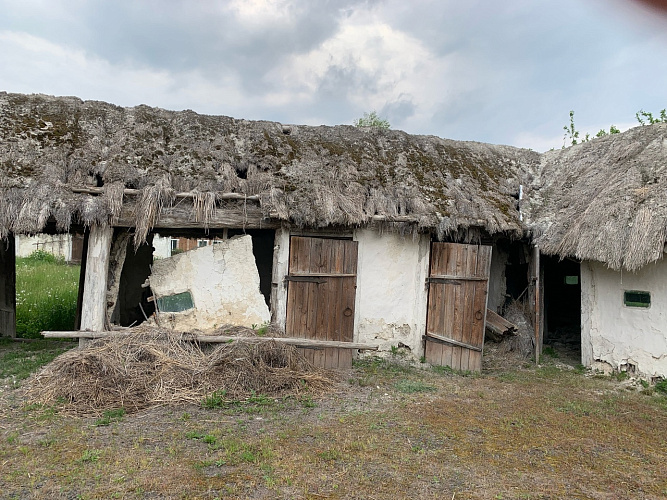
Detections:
[15, 234, 71, 260]
[152, 233, 172, 259]
[149, 235, 270, 330]
[581, 260, 667, 377]
[353, 229, 430, 355]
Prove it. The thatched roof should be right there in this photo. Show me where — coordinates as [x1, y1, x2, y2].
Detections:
[0, 92, 539, 242]
[526, 123, 667, 271]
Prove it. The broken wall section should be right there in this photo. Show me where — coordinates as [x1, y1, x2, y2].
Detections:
[149, 235, 270, 330]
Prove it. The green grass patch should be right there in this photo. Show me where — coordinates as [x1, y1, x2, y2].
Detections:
[201, 389, 228, 409]
[78, 449, 101, 464]
[94, 408, 126, 427]
[16, 251, 80, 338]
[393, 379, 437, 394]
[0, 340, 72, 381]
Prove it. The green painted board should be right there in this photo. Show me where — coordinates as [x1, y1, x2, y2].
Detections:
[157, 291, 194, 312]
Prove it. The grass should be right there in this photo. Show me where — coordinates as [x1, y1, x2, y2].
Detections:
[1, 342, 667, 499]
[393, 379, 437, 393]
[0, 338, 73, 382]
[15, 250, 80, 338]
[94, 408, 126, 427]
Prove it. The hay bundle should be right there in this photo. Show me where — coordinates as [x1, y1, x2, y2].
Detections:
[25, 327, 333, 414]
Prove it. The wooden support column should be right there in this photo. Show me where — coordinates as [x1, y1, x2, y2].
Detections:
[79, 225, 113, 346]
[0, 235, 16, 337]
[74, 230, 90, 330]
[533, 245, 542, 363]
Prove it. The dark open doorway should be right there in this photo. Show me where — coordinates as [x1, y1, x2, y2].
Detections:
[543, 255, 581, 357]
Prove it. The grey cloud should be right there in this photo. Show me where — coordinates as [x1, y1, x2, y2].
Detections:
[380, 97, 416, 128]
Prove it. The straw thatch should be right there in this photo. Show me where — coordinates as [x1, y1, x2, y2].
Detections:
[24, 326, 334, 414]
[0, 92, 540, 243]
[526, 123, 667, 271]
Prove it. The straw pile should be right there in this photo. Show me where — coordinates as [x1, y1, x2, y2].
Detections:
[24, 326, 334, 414]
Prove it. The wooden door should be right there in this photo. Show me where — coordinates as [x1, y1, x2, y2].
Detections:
[0, 236, 16, 337]
[424, 242, 492, 372]
[70, 233, 85, 264]
[285, 236, 358, 368]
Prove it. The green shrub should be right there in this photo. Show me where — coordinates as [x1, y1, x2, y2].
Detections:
[655, 379, 667, 395]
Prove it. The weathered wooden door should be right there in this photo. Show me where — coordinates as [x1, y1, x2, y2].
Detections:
[424, 242, 492, 372]
[285, 236, 358, 368]
[0, 236, 16, 337]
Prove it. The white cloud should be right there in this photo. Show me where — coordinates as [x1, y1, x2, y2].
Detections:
[265, 11, 468, 130]
[0, 30, 248, 115]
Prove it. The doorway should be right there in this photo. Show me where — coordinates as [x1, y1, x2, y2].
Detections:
[543, 255, 581, 359]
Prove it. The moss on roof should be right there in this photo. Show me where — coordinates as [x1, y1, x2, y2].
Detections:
[0, 92, 539, 242]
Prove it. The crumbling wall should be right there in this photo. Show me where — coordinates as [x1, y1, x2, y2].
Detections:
[149, 235, 270, 330]
[353, 229, 430, 355]
[15, 234, 72, 260]
[581, 260, 667, 378]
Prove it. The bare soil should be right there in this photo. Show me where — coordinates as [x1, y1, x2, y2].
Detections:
[1, 342, 666, 500]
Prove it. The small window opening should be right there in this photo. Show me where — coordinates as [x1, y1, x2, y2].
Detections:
[564, 275, 579, 285]
[624, 290, 650, 308]
[157, 291, 194, 313]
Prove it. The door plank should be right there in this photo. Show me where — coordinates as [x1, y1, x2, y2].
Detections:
[425, 242, 492, 373]
[287, 237, 358, 367]
[460, 245, 479, 371]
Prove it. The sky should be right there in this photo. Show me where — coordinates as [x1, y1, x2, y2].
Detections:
[1, 0, 666, 151]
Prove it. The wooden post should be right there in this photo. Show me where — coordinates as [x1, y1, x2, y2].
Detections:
[74, 230, 89, 331]
[0, 235, 16, 337]
[79, 225, 113, 346]
[533, 245, 541, 363]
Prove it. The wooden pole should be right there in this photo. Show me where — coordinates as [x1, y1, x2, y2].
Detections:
[79, 225, 113, 346]
[74, 230, 89, 331]
[41, 331, 379, 350]
[533, 245, 541, 363]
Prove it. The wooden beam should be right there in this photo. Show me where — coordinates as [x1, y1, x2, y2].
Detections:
[116, 203, 280, 229]
[485, 308, 517, 341]
[423, 333, 483, 352]
[79, 225, 113, 341]
[71, 186, 260, 202]
[533, 245, 541, 363]
[41, 331, 379, 350]
[427, 275, 489, 281]
[74, 230, 89, 331]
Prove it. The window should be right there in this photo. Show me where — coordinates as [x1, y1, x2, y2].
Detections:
[197, 239, 208, 248]
[624, 290, 650, 308]
[156, 291, 194, 312]
[564, 275, 579, 285]
[170, 238, 178, 250]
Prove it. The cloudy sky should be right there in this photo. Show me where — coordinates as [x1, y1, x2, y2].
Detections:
[1, 0, 666, 151]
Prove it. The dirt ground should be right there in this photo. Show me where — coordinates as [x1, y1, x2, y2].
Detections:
[1, 341, 666, 500]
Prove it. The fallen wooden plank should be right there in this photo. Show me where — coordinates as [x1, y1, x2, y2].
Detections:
[41, 331, 379, 350]
[485, 309, 518, 342]
[423, 333, 483, 352]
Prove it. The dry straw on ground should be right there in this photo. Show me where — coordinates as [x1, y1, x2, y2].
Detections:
[24, 326, 334, 414]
